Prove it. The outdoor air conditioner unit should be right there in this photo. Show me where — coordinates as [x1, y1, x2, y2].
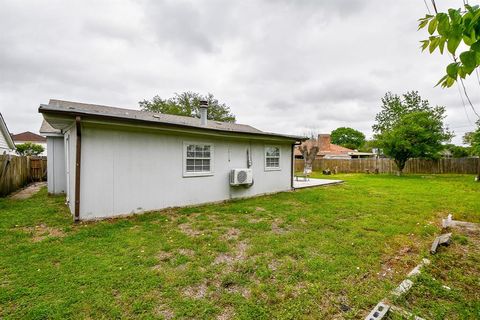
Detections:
[230, 168, 253, 186]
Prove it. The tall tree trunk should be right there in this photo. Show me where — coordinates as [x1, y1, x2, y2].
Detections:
[476, 158, 480, 182]
[394, 159, 406, 176]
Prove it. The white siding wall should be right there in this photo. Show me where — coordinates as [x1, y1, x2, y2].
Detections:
[0, 132, 13, 155]
[46, 136, 66, 194]
[78, 124, 293, 219]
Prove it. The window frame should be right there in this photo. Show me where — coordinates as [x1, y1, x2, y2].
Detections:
[183, 141, 214, 177]
[264, 145, 281, 171]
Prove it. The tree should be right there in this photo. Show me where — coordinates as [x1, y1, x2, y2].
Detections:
[16, 143, 44, 156]
[470, 120, 480, 156]
[298, 141, 319, 174]
[418, 4, 480, 90]
[373, 91, 446, 133]
[358, 139, 379, 153]
[463, 131, 474, 145]
[418, 3, 480, 180]
[373, 92, 451, 174]
[139, 92, 236, 122]
[330, 127, 366, 150]
[443, 144, 471, 158]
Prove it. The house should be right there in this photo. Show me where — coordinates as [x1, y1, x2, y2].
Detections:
[295, 134, 354, 159]
[40, 120, 65, 194]
[0, 113, 16, 155]
[11, 131, 47, 156]
[39, 99, 304, 221]
[295, 134, 375, 159]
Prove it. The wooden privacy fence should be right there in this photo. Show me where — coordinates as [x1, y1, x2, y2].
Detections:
[0, 155, 47, 197]
[295, 157, 480, 174]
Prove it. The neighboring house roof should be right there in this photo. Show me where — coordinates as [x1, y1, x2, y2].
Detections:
[294, 134, 353, 157]
[11, 131, 46, 143]
[39, 99, 305, 141]
[0, 113, 15, 150]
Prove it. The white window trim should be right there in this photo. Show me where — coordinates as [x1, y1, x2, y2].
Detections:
[264, 145, 281, 171]
[183, 141, 214, 177]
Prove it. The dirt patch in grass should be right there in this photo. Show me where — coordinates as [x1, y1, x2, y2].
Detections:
[178, 248, 195, 257]
[271, 218, 288, 234]
[214, 241, 248, 266]
[255, 207, 266, 212]
[22, 224, 65, 242]
[221, 228, 241, 241]
[248, 217, 263, 223]
[392, 227, 480, 319]
[152, 251, 173, 270]
[178, 223, 201, 237]
[378, 246, 416, 279]
[182, 281, 208, 299]
[224, 284, 251, 298]
[216, 307, 235, 320]
[154, 304, 175, 319]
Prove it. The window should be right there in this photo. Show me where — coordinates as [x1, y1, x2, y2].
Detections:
[265, 146, 281, 170]
[184, 142, 214, 176]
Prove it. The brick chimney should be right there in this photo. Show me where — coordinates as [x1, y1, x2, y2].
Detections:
[317, 134, 331, 151]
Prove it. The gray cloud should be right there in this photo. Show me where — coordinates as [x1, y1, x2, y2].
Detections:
[0, 0, 478, 144]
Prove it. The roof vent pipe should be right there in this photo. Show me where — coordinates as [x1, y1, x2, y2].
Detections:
[199, 100, 208, 126]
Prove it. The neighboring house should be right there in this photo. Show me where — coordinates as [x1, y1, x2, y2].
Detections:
[39, 99, 304, 221]
[295, 134, 375, 159]
[11, 131, 47, 156]
[0, 113, 16, 155]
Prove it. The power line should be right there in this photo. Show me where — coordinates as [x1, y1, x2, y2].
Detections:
[428, 0, 480, 120]
[457, 81, 473, 124]
[423, 0, 431, 14]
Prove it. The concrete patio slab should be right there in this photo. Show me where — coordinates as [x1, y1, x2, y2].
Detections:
[293, 178, 343, 189]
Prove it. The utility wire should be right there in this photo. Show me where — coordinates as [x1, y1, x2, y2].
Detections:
[457, 82, 473, 124]
[429, 0, 480, 119]
[423, 0, 431, 14]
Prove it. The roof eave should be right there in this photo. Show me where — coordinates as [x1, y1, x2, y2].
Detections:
[39, 105, 305, 142]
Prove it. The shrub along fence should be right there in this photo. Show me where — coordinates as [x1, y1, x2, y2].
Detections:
[0, 155, 47, 197]
[295, 157, 480, 174]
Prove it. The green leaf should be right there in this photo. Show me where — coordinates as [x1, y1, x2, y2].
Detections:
[435, 74, 448, 87]
[447, 35, 462, 55]
[428, 17, 438, 35]
[429, 37, 439, 53]
[463, 29, 476, 46]
[438, 37, 446, 54]
[428, 38, 439, 53]
[459, 51, 477, 73]
[445, 75, 456, 88]
[458, 66, 467, 79]
[418, 19, 429, 30]
[471, 40, 480, 53]
[420, 40, 430, 51]
[448, 8, 462, 24]
[436, 13, 450, 36]
[446, 62, 459, 78]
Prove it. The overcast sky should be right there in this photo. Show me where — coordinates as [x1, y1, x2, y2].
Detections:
[1, 0, 479, 144]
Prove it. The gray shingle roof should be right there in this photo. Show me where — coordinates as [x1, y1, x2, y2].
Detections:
[39, 120, 61, 134]
[39, 99, 304, 141]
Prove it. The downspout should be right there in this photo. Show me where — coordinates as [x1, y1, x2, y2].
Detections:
[291, 144, 294, 189]
[74, 116, 82, 222]
[291, 141, 302, 189]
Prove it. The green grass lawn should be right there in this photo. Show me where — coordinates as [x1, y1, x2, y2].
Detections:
[0, 174, 479, 319]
